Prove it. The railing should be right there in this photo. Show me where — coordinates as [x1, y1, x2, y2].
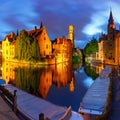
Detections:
[0, 85, 51, 120]
[0, 85, 17, 113]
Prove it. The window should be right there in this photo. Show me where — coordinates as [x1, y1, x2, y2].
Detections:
[46, 44, 48, 49]
[44, 51, 45, 55]
[6, 50, 8, 54]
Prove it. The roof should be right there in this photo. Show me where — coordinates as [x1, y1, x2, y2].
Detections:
[28, 27, 44, 38]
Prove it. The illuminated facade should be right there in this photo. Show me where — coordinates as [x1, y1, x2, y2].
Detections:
[28, 23, 52, 58]
[2, 23, 73, 63]
[96, 40, 104, 62]
[52, 36, 72, 63]
[2, 32, 16, 61]
[68, 24, 74, 48]
[2, 61, 74, 98]
[96, 10, 120, 65]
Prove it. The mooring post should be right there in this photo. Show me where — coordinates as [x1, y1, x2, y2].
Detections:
[39, 113, 44, 120]
[13, 90, 17, 114]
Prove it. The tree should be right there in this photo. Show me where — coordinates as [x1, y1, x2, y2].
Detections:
[31, 37, 41, 62]
[15, 29, 40, 62]
[16, 29, 29, 60]
[83, 38, 98, 56]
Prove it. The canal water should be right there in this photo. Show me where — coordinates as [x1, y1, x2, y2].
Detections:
[1, 61, 104, 112]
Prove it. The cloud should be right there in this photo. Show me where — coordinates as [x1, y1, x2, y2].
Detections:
[0, 0, 120, 41]
[0, 0, 38, 38]
[82, 1, 120, 37]
[82, 11, 107, 35]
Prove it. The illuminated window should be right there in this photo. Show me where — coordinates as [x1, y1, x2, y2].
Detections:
[44, 37, 46, 40]
[6, 50, 8, 54]
[46, 45, 48, 49]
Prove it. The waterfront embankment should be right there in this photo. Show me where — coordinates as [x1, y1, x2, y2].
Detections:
[3, 84, 83, 120]
[78, 66, 111, 116]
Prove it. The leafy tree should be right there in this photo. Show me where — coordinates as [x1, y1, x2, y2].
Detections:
[15, 29, 29, 60]
[15, 29, 41, 62]
[31, 37, 41, 62]
[83, 38, 98, 56]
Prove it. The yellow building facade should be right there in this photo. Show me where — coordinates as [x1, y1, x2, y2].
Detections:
[68, 25, 74, 48]
[2, 33, 16, 61]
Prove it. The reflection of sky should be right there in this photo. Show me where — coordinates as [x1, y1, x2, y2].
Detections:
[83, 77, 94, 88]
[0, 0, 120, 47]
[75, 67, 94, 88]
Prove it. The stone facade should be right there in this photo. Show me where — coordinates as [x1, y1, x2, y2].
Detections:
[28, 24, 52, 58]
[68, 25, 74, 48]
[52, 36, 72, 63]
[2, 23, 73, 64]
[96, 10, 120, 65]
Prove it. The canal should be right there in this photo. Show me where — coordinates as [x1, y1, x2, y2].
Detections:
[1, 61, 104, 112]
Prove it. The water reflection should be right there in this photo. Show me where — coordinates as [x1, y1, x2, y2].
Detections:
[1, 61, 105, 112]
[2, 61, 74, 99]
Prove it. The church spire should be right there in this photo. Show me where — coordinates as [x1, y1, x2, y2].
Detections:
[40, 21, 43, 28]
[108, 10, 114, 24]
[108, 10, 115, 29]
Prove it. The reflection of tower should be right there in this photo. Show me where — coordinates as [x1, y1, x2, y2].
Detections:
[70, 76, 75, 92]
[68, 25, 74, 48]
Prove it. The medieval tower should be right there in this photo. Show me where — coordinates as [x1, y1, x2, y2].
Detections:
[68, 25, 74, 48]
[106, 10, 116, 61]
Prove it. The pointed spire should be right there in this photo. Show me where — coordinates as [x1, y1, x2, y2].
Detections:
[40, 21, 43, 28]
[108, 10, 114, 24]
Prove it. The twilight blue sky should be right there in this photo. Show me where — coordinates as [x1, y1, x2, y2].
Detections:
[0, 0, 120, 48]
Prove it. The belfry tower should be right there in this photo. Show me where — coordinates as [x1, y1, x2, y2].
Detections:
[105, 10, 116, 62]
[68, 24, 74, 48]
[107, 10, 116, 41]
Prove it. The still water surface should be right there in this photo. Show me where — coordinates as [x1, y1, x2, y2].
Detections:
[1, 61, 103, 111]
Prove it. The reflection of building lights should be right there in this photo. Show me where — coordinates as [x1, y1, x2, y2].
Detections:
[70, 77, 75, 92]
[0, 50, 3, 52]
